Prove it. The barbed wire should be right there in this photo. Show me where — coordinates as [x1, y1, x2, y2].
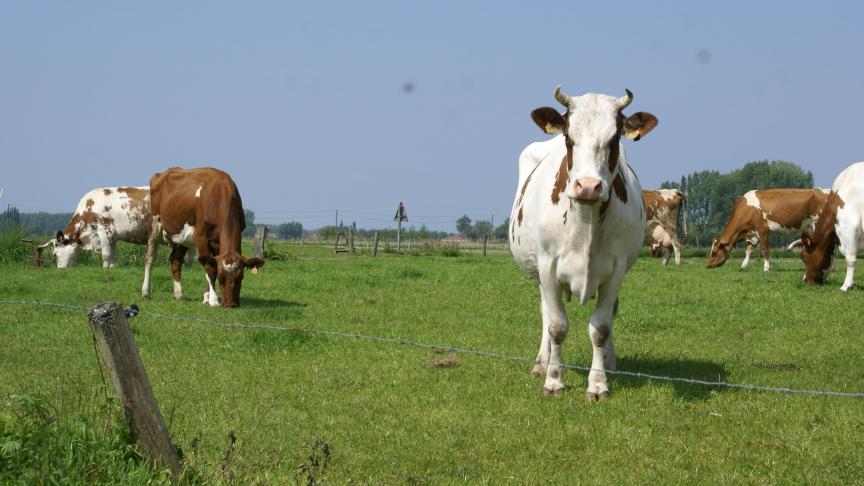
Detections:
[1, 299, 862, 399]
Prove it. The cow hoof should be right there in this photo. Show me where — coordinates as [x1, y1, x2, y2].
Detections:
[542, 387, 565, 397]
[584, 391, 610, 402]
[142, 292, 151, 300]
[841, 285, 852, 292]
[531, 363, 547, 376]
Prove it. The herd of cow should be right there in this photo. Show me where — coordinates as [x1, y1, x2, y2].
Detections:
[32, 86, 862, 399]
[507, 86, 862, 399]
[40, 167, 262, 307]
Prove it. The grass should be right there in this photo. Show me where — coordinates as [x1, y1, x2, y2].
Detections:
[1, 240, 863, 484]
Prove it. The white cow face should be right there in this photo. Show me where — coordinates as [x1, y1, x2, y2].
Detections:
[51, 231, 80, 268]
[531, 87, 657, 204]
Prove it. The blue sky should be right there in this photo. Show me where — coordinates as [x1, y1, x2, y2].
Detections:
[1, 1, 862, 231]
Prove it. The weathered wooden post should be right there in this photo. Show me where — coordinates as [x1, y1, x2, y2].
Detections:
[87, 302, 181, 480]
[253, 226, 269, 259]
[372, 231, 379, 257]
[393, 202, 408, 255]
[483, 235, 488, 256]
[348, 223, 355, 255]
[252, 226, 269, 273]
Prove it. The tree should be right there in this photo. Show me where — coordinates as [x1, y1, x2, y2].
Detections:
[494, 218, 510, 240]
[473, 220, 492, 239]
[274, 221, 303, 239]
[456, 215, 475, 238]
[242, 209, 256, 237]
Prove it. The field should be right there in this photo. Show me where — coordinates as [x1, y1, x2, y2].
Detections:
[1, 242, 863, 484]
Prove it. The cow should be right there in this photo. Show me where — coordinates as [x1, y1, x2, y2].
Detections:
[509, 86, 657, 400]
[40, 187, 150, 268]
[800, 162, 864, 291]
[140, 167, 263, 308]
[706, 188, 830, 271]
[642, 189, 685, 266]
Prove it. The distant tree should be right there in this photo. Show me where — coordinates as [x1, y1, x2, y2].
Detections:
[317, 225, 339, 239]
[274, 221, 304, 239]
[493, 218, 510, 240]
[456, 215, 475, 239]
[473, 220, 492, 239]
[242, 209, 256, 237]
[0, 206, 21, 234]
[20, 212, 73, 237]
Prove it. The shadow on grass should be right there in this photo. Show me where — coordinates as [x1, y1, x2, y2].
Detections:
[611, 355, 728, 400]
[240, 296, 308, 309]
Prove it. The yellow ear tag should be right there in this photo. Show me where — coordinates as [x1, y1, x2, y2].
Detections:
[625, 129, 640, 140]
[251, 267, 259, 274]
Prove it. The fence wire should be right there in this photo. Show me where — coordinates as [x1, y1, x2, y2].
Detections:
[2, 299, 862, 399]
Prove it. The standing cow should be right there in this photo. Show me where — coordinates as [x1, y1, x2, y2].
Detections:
[707, 188, 830, 271]
[141, 167, 263, 307]
[800, 162, 864, 291]
[41, 187, 150, 268]
[642, 189, 685, 266]
[509, 86, 657, 400]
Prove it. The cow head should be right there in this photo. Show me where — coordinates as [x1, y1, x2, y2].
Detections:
[799, 230, 837, 285]
[199, 253, 265, 307]
[706, 239, 731, 268]
[531, 86, 657, 204]
[41, 231, 80, 268]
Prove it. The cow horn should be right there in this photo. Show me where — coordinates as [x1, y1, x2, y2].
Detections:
[616, 89, 633, 110]
[554, 85, 572, 107]
[38, 239, 56, 249]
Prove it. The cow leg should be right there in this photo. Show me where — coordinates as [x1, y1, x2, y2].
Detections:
[661, 246, 670, 266]
[99, 233, 115, 268]
[672, 238, 682, 267]
[538, 262, 568, 395]
[585, 272, 625, 401]
[141, 217, 161, 299]
[741, 242, 754, 268]
[838, 237, 857, 291]
[758, 233, 771, 272]
[531, 295, 551, 376]
[169, 245, 188, 300]
[196, 239, 220, 306]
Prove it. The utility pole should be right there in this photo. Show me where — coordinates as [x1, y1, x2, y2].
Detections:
[394, 202, 408, 255]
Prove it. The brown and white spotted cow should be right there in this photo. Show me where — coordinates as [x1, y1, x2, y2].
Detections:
[509, 86, 657, 400]
[141, 167, 263, 308]
[40, 187, 150, 268]
[707, 188, 830, 271]
[642, 189, 685, 266]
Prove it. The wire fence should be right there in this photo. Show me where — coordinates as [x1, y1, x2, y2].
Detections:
[2, 299, 863, 399]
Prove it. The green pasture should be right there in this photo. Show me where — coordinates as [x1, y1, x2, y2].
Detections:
[1, 241, 863, 484]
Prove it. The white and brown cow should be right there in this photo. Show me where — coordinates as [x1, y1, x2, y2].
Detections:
[141, 167, 263, 308]
[642, 189, 685, 266]
[800, 162, 864, 291]
[41, 187, 150, 268]
[707, 188, 830, 271]
[509, 86, 657, 400]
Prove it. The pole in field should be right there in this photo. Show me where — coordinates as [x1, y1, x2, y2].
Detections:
[393, 202, 408, 255]
[87, 302, 181, 480]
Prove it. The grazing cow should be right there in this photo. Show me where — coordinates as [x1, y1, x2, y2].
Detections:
[141, 167, 263, 307]
[509, 86, 657, 400]
[800, 162, 864, 290]
[40, 187, 150, 268]
[642, 189, 685, 266]
[706, 188, 830, 271]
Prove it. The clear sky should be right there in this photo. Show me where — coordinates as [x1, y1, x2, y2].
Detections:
[1, 1, 862, 232]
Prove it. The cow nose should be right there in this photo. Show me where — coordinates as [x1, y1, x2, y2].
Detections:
[574, 178, 603, 202]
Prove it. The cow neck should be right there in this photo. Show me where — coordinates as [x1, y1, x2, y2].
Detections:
[812, 192, 843, 245]
[219, 197, 245, 255]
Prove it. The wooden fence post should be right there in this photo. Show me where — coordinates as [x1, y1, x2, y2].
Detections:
[253, 226, 269, 259]
[348, 222, 356, 255]
[372, 231, 379, 257]
[87, 302, 181, 480]
[483, 235, 488, 256]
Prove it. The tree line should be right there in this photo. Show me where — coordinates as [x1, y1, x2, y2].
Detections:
[660, 160, 814, 247]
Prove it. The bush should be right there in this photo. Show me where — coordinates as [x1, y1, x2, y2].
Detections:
[0, 393, 175, 484]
